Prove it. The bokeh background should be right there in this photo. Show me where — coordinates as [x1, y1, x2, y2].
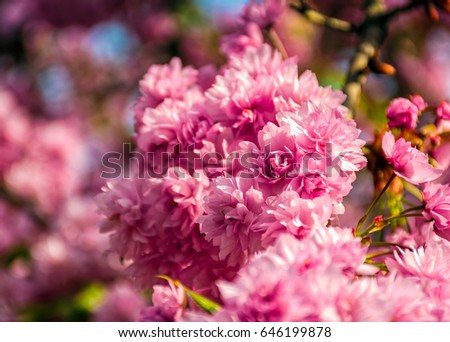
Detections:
[0, 0, 449, 321]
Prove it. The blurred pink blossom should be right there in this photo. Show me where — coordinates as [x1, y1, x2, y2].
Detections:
[242, 0, 287, 29]
[94, 282, 146, 322]
[220, 23, 264, 57]
[0, 88, 31, 174]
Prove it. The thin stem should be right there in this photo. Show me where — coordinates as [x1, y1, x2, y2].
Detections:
[365, 250, 393, 260]
[405, 220, 412, 234]
[358, 213, 422, 237]
[399, 205, 425, 215]
[384, 213, 423, 221]
[265, 28, 289, 59]
[370, 241, 413, 250]
[289, 1, 357, 32]
[356, 172, 395, 235]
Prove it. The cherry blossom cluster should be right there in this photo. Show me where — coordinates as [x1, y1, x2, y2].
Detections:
[96, 0, 450, 321]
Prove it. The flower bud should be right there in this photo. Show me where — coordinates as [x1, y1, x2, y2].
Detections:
[386, 98, 419, 130]
[410, 95, 427, 112]
[426, 3, 440, 22]
[436, 101, 450, 121]
[369, 59, 396, 76]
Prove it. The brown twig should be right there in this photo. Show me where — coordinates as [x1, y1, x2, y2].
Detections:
[343, 0, 388, 117]
[291, 0, 426, 118]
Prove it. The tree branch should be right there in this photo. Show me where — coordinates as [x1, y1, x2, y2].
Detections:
[290, 1, 357, 32]
[344, 0, 388, 117]
[291, 0, 426, 118]
[378, 0, 423, 21]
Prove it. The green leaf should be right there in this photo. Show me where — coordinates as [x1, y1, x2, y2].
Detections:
[184, 289, 221, 314]
[75, 283, 105, 311]
[157, 275, 221, 314]
[368, 222, 389, 234]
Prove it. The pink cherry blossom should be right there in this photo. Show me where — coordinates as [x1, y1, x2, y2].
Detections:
[259, 191, 332, 245]
[236, 122, 299, 188]
[136, 57, 200, 110]
[82, 0, 450, 323]
[96, 168, 221, 291]
[410, 95, 428, 111]
[198, 176, 265, 266]
[423, 183, 450, 241]
[235, 103, 365, 214]
[386, 235, 450, 305]
[216, 250, 295, 321]
[135, 93, 212, 155]
[386, 226, 428, 249]
[274, 68, 347, 112]
[275, 228, 370, 275]
[220, 23, 264, 57]
[206, 68, 276, 139]
[278, 103, 367, 175]
[351, 275, 434, 321]
[139, 284, 185, 322]
[125, 236, 240, 300]
[382, 131, 442, 184]
[227, 43, 294, 79]
[206, 45, 288, 138]
[386, 237, 450, 282]
[97, 169, 209, 259]
[436, 101, 450, 132]
[386, 97, 419, 130]
[309, 227, 374, 275]
[210, 233, 415, 322]
[242, 0, 287, 29]
[437, 101, 450, 121]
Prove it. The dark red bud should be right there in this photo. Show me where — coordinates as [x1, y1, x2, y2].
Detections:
[426, 3, 440, 21]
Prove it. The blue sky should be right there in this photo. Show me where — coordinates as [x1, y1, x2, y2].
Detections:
[194, 0, 249, 17]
